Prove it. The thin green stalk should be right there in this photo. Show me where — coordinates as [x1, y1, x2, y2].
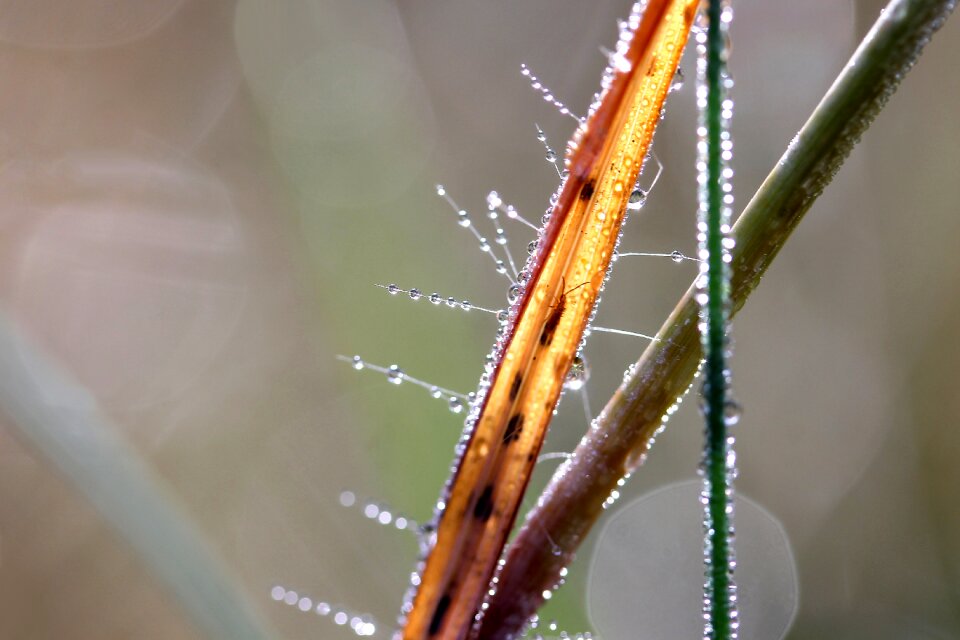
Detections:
[698, 0, 735, 637]
[0, 313, 275, 640]
[475, 1, 956, 637]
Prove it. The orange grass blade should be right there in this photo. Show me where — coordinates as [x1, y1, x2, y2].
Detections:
[400, 2, 697, 639]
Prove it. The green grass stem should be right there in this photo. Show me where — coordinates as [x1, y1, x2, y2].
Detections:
[699, 0, 736, 637]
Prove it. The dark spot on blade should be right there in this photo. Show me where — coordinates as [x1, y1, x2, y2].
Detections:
[540, 314, 559, 346]
[580, 179, 595, 201]
[503, 413, 524, 444]
[646, 54, 658, 76]
[473, 484, 495, 522]
[510, 372, 523, 401]
[429, 594, 451, 636]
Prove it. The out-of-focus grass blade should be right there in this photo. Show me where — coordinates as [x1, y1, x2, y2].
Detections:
[0, 312, 275, 640]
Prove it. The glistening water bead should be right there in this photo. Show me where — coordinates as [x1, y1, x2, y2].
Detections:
[387, 365, 404, 385]
[723, 400, 742, 426]
[627, 188, 647, 210]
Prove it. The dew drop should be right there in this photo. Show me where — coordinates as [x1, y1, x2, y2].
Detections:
[527, 240, 538, 255]
[563, 355, 590, 391]
[724, 400, 742, 426]
[627, 189, 647, 211]
[545, 149, 557, 163]
[386, 365, 404, 385]
[449, 397, 464, 414]
[458, 210, 471, 227]
[671, 250, 684, 263]
[351, 355, 364, 370]
[409, 288, 422, 300]
[429, 292, 442, 304]
[387, 283, 400, 295]
[670, 66, 685, 92]
[507, 284, 523, 304]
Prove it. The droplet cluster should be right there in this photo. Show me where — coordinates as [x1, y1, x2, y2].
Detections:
[271, 585, 378, 637]
[517, 612, 595, 640]
[338, 490, 420, 533]
[521, 64, 582, 123]
[340, 355, 469, 415]
[378, 282, 495, 315]
[436, 184, 521, 282]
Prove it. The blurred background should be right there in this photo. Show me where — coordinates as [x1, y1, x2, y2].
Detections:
[0, 1, 957, 638]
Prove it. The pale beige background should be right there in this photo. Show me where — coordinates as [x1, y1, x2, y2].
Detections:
[0, 1, 957, 639]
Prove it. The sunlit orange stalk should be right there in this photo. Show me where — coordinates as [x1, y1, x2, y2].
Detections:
[399, 2, 697, 639]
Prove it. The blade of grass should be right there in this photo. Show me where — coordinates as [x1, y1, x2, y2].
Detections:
[0, 312, 275, 640]
[476, 0, 957, 637]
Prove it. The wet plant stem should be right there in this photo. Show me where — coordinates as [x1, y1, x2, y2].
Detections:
[698, 0, 735, 637]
